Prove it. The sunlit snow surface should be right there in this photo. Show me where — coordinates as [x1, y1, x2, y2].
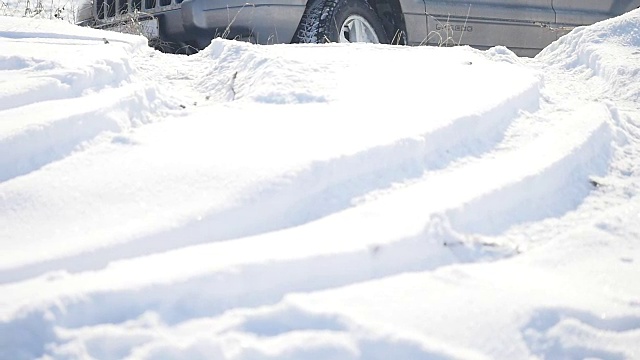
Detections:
[1, 11, 640, 360]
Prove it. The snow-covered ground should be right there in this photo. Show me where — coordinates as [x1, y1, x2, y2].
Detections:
[1, 9, 639, 360]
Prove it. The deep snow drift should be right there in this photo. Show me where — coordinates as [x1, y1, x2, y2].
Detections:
[1, 9, 640, 360]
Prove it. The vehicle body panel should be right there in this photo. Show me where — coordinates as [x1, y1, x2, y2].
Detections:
[423, 0, 556, 56]
[421, 0, 638, 56]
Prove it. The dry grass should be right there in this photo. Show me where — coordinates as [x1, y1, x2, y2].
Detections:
[422, 5, 472, 47]
[1, 0, 77, 22]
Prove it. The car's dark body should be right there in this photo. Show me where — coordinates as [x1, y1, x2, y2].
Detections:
[77, 0, 640, 56]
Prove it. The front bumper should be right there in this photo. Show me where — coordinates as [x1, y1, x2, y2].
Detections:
[78, 0, 306, 48]
[180, 0, 306, 46]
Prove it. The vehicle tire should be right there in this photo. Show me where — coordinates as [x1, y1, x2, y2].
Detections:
[294, 0, 389, 44]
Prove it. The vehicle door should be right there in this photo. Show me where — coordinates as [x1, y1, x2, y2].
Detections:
[423, 0, 557, 57]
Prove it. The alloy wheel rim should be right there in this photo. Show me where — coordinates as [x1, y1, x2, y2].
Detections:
[339, 15, 380, 43]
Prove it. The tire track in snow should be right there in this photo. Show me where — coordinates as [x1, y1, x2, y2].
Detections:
[0, 34, 177, 183]
[0, 100, 614, 355]
[0, 63, 131, 112]
[0, 73, 539, 283]
[0, 85, 168, 183]
[444, 102, 613, 236]
[0, 39, 136, 112]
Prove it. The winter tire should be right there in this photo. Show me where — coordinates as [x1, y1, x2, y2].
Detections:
[295, 0, 389, 44]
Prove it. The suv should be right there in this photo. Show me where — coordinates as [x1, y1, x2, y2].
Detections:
[76, 0, 640, 56]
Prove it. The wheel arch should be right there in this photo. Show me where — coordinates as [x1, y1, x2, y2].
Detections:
[367, 0, 408, 44]
[294, 0, 409, 44]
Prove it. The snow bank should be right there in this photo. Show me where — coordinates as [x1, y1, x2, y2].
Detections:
[537, 8, 640, 102]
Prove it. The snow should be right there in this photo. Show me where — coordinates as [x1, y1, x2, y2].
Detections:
[1, 10, 640, 360]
